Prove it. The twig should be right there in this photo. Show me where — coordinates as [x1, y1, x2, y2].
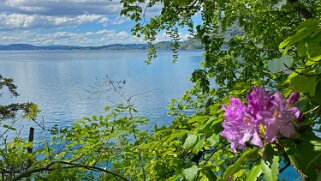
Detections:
[133, 131, 147, 181]
[203, 144, 229, 166]
[280, 163, 291, 173]
[57, 161, 129, 181]
[303, 105, 320, 115]
[0, 115, 21, 139]
[128, 88, 162, 100]
[41, 116, 52, 160]
[284, 63, 321, 77]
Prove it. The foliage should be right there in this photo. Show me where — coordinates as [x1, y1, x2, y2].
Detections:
[0, 0, 321, 180]
[120, 0, 321, 179]
[0, 74, 38, 122]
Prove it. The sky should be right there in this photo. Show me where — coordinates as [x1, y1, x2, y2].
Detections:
[0, 0, 193, 46]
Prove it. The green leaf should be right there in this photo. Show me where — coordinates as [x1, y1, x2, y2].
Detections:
[22, 103, 40, 121]
[2, 124, 16, 130]
[183, 165, 199, 181]
[222, 148, 259, 180]
[166, 174, 181, 181]
[206, 133, 219, 145]
[166, 130, 187, 142]
[192, 135, 205, 153]
[92, 115, 97, 121]
[261, 155, 279, 181]
[99, 115, 103, 121]
[200, 175, 209, 181]
[297, 40, 308, 57]
[280, 19, 320, 54]
[285, 131, 321, 180]
[202, 167, 217, 181]
[287, 72, 318, 96]
[315, 81, 321, 104]
[306, 32, 321, 61]
[187, 115, 210, 124]
[183, 132, 198, 150]
[175, 0, 194, 6]
[245, 163, 262, 181]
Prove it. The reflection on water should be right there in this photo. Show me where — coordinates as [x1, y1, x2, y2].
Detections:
[0, 50, 203, 131]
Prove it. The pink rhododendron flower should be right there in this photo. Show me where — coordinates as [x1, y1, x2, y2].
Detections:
[221, 97, 263, 153]
[247, 87, 272, 116]
[221, 87, 301, 152]
[263, 91, 300, 142]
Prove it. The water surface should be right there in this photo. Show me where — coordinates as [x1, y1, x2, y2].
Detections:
[0, 50, 203, 130]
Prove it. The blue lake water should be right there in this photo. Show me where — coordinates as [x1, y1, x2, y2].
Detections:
[0, 50, 202, 130]
[0, 50, 298, 180]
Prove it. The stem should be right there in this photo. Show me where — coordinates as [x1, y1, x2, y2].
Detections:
[203, 144, 229, 166]
[41, 116, 52, 160]
[133, 131, 147, 181]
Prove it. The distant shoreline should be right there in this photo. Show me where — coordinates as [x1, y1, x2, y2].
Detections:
[0, 49, 204, 52]
[0, 39, 205, 51]
[0, 47, 204, 51]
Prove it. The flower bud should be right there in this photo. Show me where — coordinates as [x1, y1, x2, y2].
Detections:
[288, 92, 300, 105]
[298, 114, 305, 122]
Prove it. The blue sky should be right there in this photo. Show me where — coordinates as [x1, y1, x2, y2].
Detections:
[0, 0, 193, 46]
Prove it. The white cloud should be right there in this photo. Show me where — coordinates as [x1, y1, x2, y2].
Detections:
[0, 0, 194, 46]
[0, 0, 124, 31]
[110, 16, 129, 25]
[99, 17, 110, 27]
[1, 0, 122, 16]
[0, 29, 146, 46]
[0, 29, 191, 46]
[0, 13, 108, 30]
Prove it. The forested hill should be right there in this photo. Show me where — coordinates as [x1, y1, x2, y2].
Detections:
[0, 39, 204, 51]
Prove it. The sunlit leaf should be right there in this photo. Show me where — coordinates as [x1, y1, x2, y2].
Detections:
[183, 165, 199, 181]
[183, 132, 198, 150]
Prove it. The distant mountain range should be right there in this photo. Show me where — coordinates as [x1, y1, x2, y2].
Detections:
[0, 39, 204, 51]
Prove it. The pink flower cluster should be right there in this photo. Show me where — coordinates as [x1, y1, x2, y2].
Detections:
[220, 87, 301, 153]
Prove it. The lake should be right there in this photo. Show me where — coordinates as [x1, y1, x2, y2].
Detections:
[0, 50, 203, 130]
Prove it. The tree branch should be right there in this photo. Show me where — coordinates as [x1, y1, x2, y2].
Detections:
[10, 160, 129, 181]
[287, 0, 312, 19]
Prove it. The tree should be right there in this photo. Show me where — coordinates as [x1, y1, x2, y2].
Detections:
[119, 0, 321, 180]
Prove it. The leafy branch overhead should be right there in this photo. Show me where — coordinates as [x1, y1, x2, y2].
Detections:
[119, 0, 321, 179]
